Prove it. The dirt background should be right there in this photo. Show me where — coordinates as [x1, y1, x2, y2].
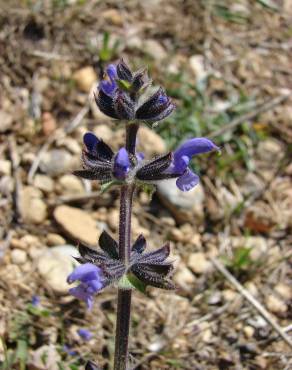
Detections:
[0, 0, 291, 369]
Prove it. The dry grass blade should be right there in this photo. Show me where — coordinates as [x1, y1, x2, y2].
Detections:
[209, 93, 291, 139]
[210, 257, 292, 348]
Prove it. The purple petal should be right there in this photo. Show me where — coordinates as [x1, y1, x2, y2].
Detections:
[32, 295, 40, 307]
[84, 132, 99, 153]
[174, 138, 218, 163]
[99, 64, 117, 96]
[69, 284, 90, 301]
[106, 64, 117, 80]
[67, 263, 101, 284]
[77, 328, 93, 341]
[176, 169, 200, 192]
[113, 148, 130, 180]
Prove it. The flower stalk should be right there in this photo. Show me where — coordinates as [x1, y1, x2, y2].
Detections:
[66, 59, 218, 369]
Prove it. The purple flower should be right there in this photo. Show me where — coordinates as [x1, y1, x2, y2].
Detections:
[77, 328, 93, 341]
[169, 138, 219, 192]
[67, 263, 104, 310]
[74, 132, 114, 182]
[113, 148, 130, 180]
[99, 64, 117, 96]
[63, 345, 77, 356]
[32, 295, 40, 307]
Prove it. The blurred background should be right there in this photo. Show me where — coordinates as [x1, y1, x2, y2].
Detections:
[0, 0, 291, 369]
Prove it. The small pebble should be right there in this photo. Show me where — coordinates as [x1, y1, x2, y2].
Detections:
[11, 249, 27, 265]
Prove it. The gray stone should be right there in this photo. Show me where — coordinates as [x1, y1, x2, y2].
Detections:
[157, 179, 205, 224]
[40, 149, 75, 176]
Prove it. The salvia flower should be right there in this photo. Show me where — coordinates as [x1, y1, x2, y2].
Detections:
[77, 328, 93, 341]
[168, 138, 219, 191]
[31, 295, 40, 307]
[74, 132, 116, 183]
[113, 148, 130, 180]
[95, 59, 175, 124]
[67, 263, 104, 310]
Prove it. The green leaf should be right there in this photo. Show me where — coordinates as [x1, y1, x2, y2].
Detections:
[233, 247, 252, 269]
[100, 180, 120, 193]
[27, 303, 51, 317]
[16, 339, 28, 370]
[126, 273, 147, 294]
[117, 79, 132, 91]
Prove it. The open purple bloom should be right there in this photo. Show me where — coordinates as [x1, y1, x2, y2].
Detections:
[169, 138, 219, 192]
[67, 263, 104, 310]
[113, 148, 130, 180]
[77, 328, 93, 341]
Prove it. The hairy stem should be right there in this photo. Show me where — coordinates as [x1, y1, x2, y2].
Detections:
[126, 123, 138, 155]
[114, 184, 135, 370]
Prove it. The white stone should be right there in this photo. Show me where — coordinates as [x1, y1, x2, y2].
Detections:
[265, 295, 287, 314]
[34, 174, 54, 193]
[189, 55, 208, 81]
[73, 66, 97, 93]
[59, 174, 84, 194]
[143, 39, 167, 61]
[274, 283, 291, 300]
[157, 180, 205, 223]
[187, 253, 211, 274]
[37, 245, 79, 294]
[11, 249, 27, 265]
[20, 186, 47, 224]
[174, 263, 195, 289]
[0, 160, 11, 176]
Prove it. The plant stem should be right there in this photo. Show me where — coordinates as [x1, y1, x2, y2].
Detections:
[114, 184, 135, 370]
[126, 123, 138, 155]
[114, 122, 139, 370]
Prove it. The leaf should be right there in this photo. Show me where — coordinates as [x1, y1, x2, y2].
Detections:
[100, 180, 119, 193]
[127, 273, 147, 294]
[16, 339, 28, 370]
[233, 247, 252, 269]
[27, 304, 51, 317]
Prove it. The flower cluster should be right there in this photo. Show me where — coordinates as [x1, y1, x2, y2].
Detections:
[96, 59, 175, 123]
[68, 59, 218, 310]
